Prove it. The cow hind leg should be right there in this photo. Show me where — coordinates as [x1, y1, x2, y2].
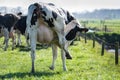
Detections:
[3, 28, 9, 51]
[29, 27, 37, 73]
[10, 32, 16, 50]
[31, 49, 36, 73]
[4, 37, 9, 51]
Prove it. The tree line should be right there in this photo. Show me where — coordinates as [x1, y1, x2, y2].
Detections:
[73, 9, 120, 19]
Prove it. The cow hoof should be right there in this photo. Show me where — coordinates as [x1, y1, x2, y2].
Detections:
[49, 66, 54, 70]
[66, 54, 72, 59]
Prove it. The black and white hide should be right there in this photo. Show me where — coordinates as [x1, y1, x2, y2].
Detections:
[0, 13, 19, 51]
[14, 16, 29, 46]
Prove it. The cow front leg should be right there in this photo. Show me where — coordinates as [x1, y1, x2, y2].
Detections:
[57, 32, 72, 59]
[61, 49, 67, 71]
[50, 44, 58, 70]
[54, 21, 72, 59]
[65, 51, 72, 59]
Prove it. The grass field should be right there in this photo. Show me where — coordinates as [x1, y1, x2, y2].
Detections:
[0, 36, 120, 80]
[80, 19, 120, 46]
[80, 19, 120, 33]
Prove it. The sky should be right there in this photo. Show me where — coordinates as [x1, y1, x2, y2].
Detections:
[0, 0, 120, 12]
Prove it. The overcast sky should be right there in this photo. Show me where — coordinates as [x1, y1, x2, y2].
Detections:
[0, 0, 120, 12]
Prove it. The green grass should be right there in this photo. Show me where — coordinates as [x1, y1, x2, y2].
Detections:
[0, 37, 120, 80]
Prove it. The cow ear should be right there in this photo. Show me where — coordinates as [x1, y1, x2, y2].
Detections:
[65, 29, 77, 41]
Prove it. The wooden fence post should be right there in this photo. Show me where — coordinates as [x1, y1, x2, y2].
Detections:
[101, 39, 105, 56]
[104, 25, 107, 32]
[93, 32, 95, 48]
[84, 32, 87, 43]
[115, 42, 119, 65]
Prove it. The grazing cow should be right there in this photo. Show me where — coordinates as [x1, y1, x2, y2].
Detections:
[26, 2, 88, 73]
[0, 13, 19, 51]
[14, 16, 29, 46]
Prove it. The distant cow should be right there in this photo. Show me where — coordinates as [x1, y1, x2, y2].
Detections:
[0, 13, 19, 51]
[14, 16, 29, 46]
[26, 2, 88, 73]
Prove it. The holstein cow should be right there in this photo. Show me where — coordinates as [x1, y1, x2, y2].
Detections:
[26, 2, 88, 73]
[0, 13, 19, 51]
[14, 16, 29, 46]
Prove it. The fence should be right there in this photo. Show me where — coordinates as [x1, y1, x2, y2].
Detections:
[81, 20, 120, 65]
[84, 32, 120, 65]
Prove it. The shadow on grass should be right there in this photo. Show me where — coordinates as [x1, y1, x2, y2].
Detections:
[0, 71, 60, 79]
[16, 44, 50, 52]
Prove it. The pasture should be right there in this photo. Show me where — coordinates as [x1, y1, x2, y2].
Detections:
[81, 19, 120, 49]
[80, 19, 120, 33]
[0, 35, 120, 80]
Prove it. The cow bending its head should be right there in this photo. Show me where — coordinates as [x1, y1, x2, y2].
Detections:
[26, 2, 88, 73]
[65, 20, 88, 40]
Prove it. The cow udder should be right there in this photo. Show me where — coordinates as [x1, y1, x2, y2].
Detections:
[37, 25, 54, 43]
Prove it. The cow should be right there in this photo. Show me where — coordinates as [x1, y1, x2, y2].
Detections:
[14, 15, 49, 48]
[26, 2, 88, 73]
[0, 13, 19, 51]
[14, 16, 29, 46]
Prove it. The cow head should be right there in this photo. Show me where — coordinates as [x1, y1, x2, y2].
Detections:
[65, 20, 88, 41]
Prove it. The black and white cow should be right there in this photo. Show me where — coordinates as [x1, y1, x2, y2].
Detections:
[14, 16, 29, 46]
[26, 2, 88, 73]
[14, 16, 27, 35]
[0, 13, 19, 51]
